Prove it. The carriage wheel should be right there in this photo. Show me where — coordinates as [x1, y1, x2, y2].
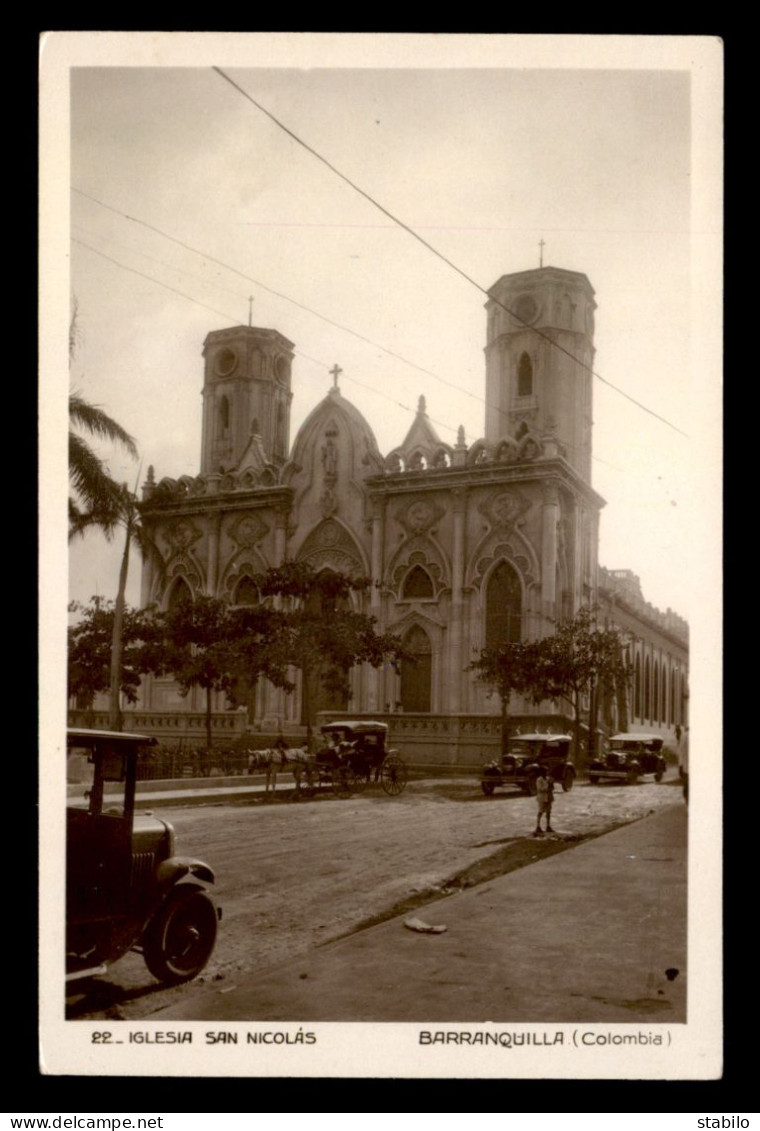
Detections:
[381, 755, 408, 796]
[331, 765, 355, 799]
[350, 770, 369, 794]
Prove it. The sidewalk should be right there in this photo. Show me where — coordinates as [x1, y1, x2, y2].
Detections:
[153, 802, 687, 1023]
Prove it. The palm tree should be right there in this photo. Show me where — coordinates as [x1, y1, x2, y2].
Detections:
[69, 392, 139, 536]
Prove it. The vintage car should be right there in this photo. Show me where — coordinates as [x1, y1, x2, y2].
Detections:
[588, 732, 667, 784]
[481, 733, 576, 796]
[66, 728, 221, 986]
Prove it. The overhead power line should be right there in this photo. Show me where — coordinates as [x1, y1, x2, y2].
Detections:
[212, 65, 688, 440]
[73, 186, 482, 408]
[72, 236, 461, 440]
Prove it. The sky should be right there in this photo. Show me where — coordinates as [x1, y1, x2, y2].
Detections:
[42, 34, 722, 624]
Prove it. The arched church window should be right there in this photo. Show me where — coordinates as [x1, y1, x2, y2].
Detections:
[301, 570, 349, 725]
[400, 624, 432, 712]
[485, 560, 522, 647]
[403, 565, 434, 600]
[662, 667, 669, 726]
[670, 668, 676, 726]
[644, 657, 651, 721]
[634, 654, 642, 719]
[218, 395, 230, 436]
[167, 577, 192, 610]
[653, 661, 660, 724]
[234, 575, 259, 606]
[517, 353, 533, 397]
[275, 402, 285, 456]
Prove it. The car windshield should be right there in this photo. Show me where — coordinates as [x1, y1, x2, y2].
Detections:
[67, 742, 128, 816]
[67, 746, 95, 809]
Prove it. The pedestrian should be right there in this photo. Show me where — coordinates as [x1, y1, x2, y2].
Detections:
[534, 765, 554, 836]
[680, 726, 689, 803]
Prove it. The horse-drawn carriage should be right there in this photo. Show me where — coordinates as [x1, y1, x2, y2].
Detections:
[316, 720, 408, 797]
[245, 721, 408, 800]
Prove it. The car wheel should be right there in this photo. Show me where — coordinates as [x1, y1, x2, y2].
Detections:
[481, 779, 495, 797]
[589, 775, 599, 784]
[143, 888, 218, 986]
[627, 769, 639, 785]
[562, 766, 575, 792]
[654, 768, 664, 782]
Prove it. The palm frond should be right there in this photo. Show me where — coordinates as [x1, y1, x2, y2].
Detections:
[69, 393, 139, 459]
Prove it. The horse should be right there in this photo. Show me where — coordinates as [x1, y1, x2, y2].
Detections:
[246, 745, 314, 798]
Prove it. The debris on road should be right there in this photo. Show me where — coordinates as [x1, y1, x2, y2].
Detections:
[404, 917, 447, 934]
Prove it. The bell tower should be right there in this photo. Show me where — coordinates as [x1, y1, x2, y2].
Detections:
[484, 266, 596, 481]
[200, 325, 294, 474]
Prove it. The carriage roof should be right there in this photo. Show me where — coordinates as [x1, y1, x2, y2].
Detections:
[320, 720, 389, 736]
[610, 733, 663, 745]
[512, 733, 572, 744]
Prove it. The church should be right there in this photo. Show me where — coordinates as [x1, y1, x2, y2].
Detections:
[130, 263, 688, 766]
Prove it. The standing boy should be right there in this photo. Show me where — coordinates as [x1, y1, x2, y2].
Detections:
[534, 766, 555, 836]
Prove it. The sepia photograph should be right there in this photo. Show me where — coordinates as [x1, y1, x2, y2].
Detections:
[39, 32, 723, 1079]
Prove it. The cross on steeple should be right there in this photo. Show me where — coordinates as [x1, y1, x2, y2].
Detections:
[539, 238, 545, 268]
[330, 363, 343, 389]
[248, 296, 254, 327]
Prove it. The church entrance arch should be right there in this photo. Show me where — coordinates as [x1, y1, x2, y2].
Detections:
[485, 560, 523, 646]
[399, 624, 432, 712]
[301, 569, 350, 727]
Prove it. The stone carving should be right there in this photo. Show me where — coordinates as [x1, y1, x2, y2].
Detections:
[321, 437, 338, 479]
[397, 498, 444, 536]
[299, 519, 363, 577]
[319, 487, 338, 518]
[229, 513, 269, 549]
[392, 548, 445, 596]
[475, 541, 535, 589]
[164, 519, 202, 553]
[478, 489, 530, 531]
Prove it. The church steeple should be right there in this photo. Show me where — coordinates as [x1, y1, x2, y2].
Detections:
[484, 266, 596, 481]
[200, 325, 294, 474]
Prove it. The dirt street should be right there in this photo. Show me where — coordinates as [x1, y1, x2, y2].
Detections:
[67, 772, 684, 1020]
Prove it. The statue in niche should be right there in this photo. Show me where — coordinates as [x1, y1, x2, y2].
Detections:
[321, 437, 338, 478]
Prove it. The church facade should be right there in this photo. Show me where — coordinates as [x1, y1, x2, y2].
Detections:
[129, 264, 687, 764]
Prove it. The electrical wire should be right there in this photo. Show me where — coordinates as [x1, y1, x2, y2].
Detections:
[72, 188, 630, 464]
[212, 65, 688, 440]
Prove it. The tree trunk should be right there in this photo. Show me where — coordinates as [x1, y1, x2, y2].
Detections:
[500, 690, 511, 758]
[205, 685, 213, 749]
[587, 673, 598, 761]
[302, 663, 313, 752]
[572, 689, 583, 769]
[108, 517, 132, 731]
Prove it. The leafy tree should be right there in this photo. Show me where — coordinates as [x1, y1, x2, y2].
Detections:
[468, 640, 545, 757]
[68, 598, 158, 725]
[150, 594, 295, 749]
[534, 606, 632, 764]
[252, 561, 410, 748]
[70, 482, 165, 731]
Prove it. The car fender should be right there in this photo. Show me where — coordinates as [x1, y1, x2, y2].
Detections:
[156, 857, 216, 888]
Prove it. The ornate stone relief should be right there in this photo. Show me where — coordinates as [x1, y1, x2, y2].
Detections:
[165, 556, 202, 594]
[319, 487, 338, 518]
[397, 498, 445, 537]
[478, 489, 531, 531]
[475, 541, 535, 590]
[392, 548, 445, 596]
[228, 512, 269, 549]
[164, 518, 203, 555]
[299, 519, 363, 577]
